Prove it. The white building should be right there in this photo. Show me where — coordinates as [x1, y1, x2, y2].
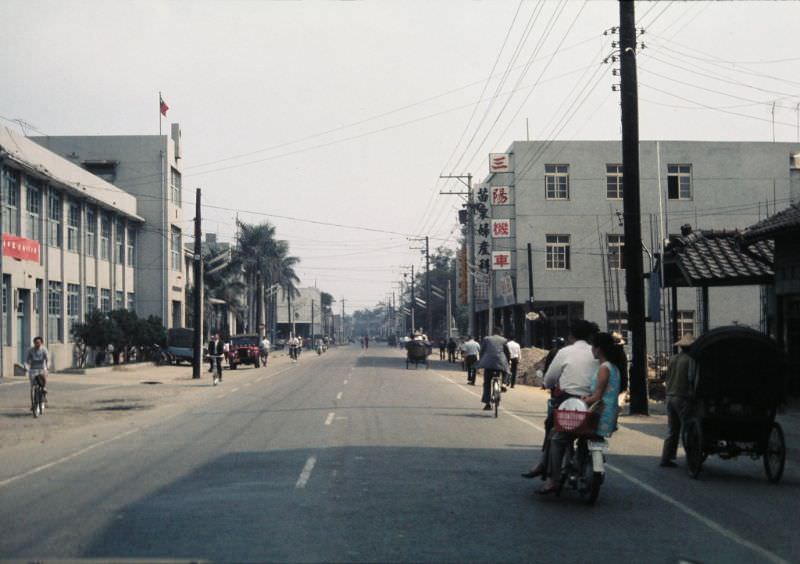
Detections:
[33, 125, 186, 329]
[1, 127, 142, 375]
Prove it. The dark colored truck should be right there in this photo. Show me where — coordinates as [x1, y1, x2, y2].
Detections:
[166, 328, 195, 365]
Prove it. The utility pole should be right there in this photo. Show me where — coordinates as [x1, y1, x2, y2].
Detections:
[619, 1, 648, 415]
[527, 242, 534, 346]
[311, 299, 315, 341]
[410, 265, 416, 333]
[446, 279, 453, 338]
[341, 298, 345, 342]
[192, 188, 202, 379]
[440, 173, 474, 336]
[425, 236, 432, 335]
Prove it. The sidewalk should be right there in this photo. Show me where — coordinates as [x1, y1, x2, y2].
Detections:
[0, 349, 297, 450]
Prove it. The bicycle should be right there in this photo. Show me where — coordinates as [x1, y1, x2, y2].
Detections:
[210, 354, 223, 385]
[29, 371, 46, 418]
[489, 370, 503, 418]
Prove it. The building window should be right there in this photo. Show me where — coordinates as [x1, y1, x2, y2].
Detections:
[100, 213, 111, 261]
[86, 207, 96, 257]
[170, 226, 182, 271]
[545, 164, 569, 200]
[100, 288, 111, 313]
[607, 310, 629, 343]
[606, 164, 623, 199]
[47, 190, 62, 247]
[115, 290, 124, 310]
[115, 218, 125, 263]
[83, 161, 116, 183]
[545, 234, 570, 270]
[667, 164, 692, 200]
[1, 167, 21, 235]
[126, 227, 136, 266]
[127, 292, 135, 312]
[170, 167, 182, 205]
[86, 286, 97, 317]
[67, 283, 80, 337]
[25, 178, 42, 241]
[607, 234, 625, 269]
[48, 281, 63, 343]
[67, 199, 80, 252]
[675, 310, 695, 340]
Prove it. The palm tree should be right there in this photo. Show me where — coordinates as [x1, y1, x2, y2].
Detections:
[236, 221, 300, 334]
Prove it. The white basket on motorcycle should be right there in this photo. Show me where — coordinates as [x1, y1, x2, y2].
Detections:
[554, 398, 599, 435]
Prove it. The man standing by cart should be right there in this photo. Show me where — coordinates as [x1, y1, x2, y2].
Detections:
[660, 334, 694, 468]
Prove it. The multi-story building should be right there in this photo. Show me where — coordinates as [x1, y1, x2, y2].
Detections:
[276, 286, 322, 340]
[33, 124, 186, 329]
[474, 140, 800, 351]
[1, 127, 142, 374]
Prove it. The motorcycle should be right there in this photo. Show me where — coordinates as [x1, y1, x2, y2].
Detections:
[552, 398, 608, 505]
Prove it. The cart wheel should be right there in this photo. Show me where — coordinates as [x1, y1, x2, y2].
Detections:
[684, 419, 704, 479]
[763, 422, 786, 483]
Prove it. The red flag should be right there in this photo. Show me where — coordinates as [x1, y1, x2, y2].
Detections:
[160, 95, 169, 117]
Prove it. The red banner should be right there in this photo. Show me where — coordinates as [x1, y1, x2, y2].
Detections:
[3, 234, 40, 262]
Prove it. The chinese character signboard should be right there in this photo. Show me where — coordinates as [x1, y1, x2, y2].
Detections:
[489, 153, 512, 173]
[492, 251, 511, 270]
[491, 186, 512, 206]
[492, 219, 511, 238]
[474, 183, 492, 275]
[3, 234, 40, 262]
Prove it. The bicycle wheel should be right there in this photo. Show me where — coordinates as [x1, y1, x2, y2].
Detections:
[32, 386, 41, 418]
[578, 445, 601, 505]
[492, 379, 500, 418]
[763, 422, 785, 483]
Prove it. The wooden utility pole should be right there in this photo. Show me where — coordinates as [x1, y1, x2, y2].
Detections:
[410, 265, 416, 333]
[439, 174, 474, 336]
[192, 188, 203, 379]
[446, 279, 453, 338]
[425, 236, 432, 334]
[619, 0, 648, 415]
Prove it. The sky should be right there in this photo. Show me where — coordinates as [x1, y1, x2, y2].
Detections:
[3, 0, 800, 312]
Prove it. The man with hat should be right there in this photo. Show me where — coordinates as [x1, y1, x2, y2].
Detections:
[660, 333, 695, 467]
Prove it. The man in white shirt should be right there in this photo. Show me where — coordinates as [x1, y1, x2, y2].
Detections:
[522, 320, 599, 483]
[505, 335, 522, 388]
[461, 336, 481, 385]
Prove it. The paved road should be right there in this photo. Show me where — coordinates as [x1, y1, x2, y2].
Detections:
[1, 346, 798, 563]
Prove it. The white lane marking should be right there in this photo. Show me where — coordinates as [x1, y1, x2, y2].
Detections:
[295, 455, 317, 489]
[243, 383, 252, 388]
[433, 369, 788, 564]
[0, 428, 138, 489]
[231, 387, 240, 392]
[324, 412, 336, 426]
[336, 392, 343, 400]
[343, 380, 349, 385]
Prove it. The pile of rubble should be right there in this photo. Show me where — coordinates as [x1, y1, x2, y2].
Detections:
[515, 346, 550, 387]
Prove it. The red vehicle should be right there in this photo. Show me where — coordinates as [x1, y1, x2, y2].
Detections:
[227, 335, 261, 369]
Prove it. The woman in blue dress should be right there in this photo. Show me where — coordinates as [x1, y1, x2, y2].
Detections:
[581, 332, 625, 437]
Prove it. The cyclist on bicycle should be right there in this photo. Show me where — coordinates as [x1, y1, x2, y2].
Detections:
[25, 336, 49, 399]
[477, 327, 509, 411]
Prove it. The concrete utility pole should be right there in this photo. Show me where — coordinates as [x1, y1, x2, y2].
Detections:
[410, 265, 416, 333]
[440, 173, 474, 336]
[446, 279, 453, 338]
[619, 1, 648, 415]
[311, 299, 315, 340]
[341, 298, 345, 342]
[192, 188, 203, 379]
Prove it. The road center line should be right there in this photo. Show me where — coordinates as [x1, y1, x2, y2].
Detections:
[432, 369, 787, 564]
[295, 455, 317, 489]
[336, 392, 343, 400]
[324, 412, 336, 426]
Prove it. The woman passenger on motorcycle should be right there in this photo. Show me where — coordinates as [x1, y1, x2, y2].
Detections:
[538, 331, 623, 494]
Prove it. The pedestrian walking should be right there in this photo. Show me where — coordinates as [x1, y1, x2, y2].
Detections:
[660, 334, 695, 468]
[447, 337, 457, 363]
[505, 334, 521, 388]
[438, 338, 447, 360]
[461, 336, 480, 385]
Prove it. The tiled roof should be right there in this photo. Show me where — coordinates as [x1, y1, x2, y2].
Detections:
[663, 229, 773, 287]
[741, 202, 800, 243]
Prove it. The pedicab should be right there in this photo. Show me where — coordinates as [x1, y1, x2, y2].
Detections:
[681, 326, 788, 482]
[405, 339, 430, 369]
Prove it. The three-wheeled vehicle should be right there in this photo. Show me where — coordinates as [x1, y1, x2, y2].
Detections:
[405, 339, 430, 369]
[682, 326, 788, 482]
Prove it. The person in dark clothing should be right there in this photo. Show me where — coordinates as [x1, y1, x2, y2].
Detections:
[447, 337, 458, 363]
[438, 338, 447, 360]
[478, 327, 510, 410]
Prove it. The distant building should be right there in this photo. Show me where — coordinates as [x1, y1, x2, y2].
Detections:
[1, 127, 142, 374]
[276, 286, 322, 340]
[474, 140, 800, 352]
[33, 124, 186, 329]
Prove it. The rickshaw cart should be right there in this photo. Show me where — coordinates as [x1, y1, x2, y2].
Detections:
[682, 326, 788, 482]
[405, 340, 430, 369]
